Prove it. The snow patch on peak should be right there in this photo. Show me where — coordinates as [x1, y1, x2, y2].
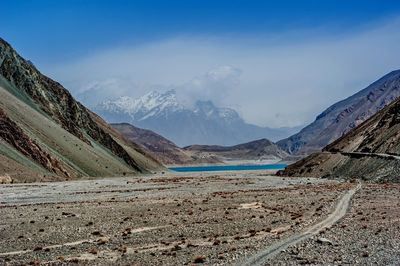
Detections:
[96, 90, 185, 121]
[97, 96, 136, 113]
[96, 89, 244, 124]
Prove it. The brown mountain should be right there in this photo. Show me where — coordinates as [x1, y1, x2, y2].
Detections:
[184, 139, 288, 163]
[278, 94, 400, 182]
[278, 70, 400, 155]
[0, 38, 162, 182]
[112, 123, 220, 165]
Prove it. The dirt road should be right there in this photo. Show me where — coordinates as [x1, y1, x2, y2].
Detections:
[240, 182, 361, 266]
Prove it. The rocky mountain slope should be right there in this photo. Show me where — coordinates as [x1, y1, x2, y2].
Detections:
[278, 93, 400, 182]
[0, 38, 162, 182]
[111, 123, 220, 165]
[93, 90, 300, 146]
[184, 138, 289, 163]
[278, 70, 400, 155]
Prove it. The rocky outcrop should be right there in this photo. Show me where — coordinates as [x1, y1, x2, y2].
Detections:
[278, 95, 400, 182]
[0, 174, 12, 184]
[0, 38, 163, 182]
[0, 108, 69, 177]
[278, 70, 400, 155]
[0, 38, 153, 173]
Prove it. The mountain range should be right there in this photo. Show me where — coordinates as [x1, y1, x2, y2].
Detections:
[112, 121, 290, 165]
[279, 90, 400, 182]
[111, 123, 221, 165]
[92, 90, 301, 147]
[100, 70, 400, 168]
[278, 70, 400, 155]
[2, 36, 400, 183]
[0, 38, 162, 183]
[184, 138, 288, 164]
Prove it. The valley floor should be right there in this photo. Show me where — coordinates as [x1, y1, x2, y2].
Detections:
[0, 172, 398, 265]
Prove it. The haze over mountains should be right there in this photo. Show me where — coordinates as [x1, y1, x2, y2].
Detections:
[2, 35, 400, 183]
[0, 38, 162, 182]
[98, 70, 400, 168]
[112, 123, 290, 165]
[93, 90, 301, 147]
[279, 70, 400, 155]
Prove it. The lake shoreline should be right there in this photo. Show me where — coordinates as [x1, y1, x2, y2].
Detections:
[169, 163, 287, 172]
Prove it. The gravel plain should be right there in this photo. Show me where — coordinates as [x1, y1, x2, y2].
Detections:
[0, 171, 394, 265]
[270, 182, 400, 266]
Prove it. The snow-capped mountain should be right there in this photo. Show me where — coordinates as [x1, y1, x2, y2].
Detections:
[97, 90, 185, 121]
[93, 90, 300, 146]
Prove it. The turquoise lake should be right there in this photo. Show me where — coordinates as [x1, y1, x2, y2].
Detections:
[169, 164, 287, 172]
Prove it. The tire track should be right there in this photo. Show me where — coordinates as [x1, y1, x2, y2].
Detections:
[240, 182, 362, 266]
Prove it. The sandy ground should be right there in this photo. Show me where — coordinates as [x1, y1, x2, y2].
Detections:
[0, 171, 397, 265]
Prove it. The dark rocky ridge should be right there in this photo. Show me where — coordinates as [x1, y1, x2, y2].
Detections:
[0, 38, 163, 181]
[0, 38, 146, 172]
[278, 70, 400, 155]
[278, 94, 400, 182]
[0, 108, 68, 177]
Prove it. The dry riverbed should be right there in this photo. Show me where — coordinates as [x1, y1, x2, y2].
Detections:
[0, 171, 395, 265]
[270, 183, 400, 265]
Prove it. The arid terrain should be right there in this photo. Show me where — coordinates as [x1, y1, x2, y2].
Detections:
[270, 182, 400, 265]
[2, 4, 400, 266]
[1, 171, 397, 265]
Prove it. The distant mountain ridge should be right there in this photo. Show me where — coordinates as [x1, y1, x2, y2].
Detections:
[97, 90, 185, 121]
[278, 70, 400, 155]
[111, 123, 221, 165]
[184, 138, 288, 163]
[0, 38, 162, 182]
[93, 90, 301, 146]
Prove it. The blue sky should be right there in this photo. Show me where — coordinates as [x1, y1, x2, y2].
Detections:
[2, 0, 400, 127]
[3, 0, 400, 62]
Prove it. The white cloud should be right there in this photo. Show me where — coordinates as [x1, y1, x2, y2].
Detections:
[44, 17, 400, 127]
[176, 65, 242, 107]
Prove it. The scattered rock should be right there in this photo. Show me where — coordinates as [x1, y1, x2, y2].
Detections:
[33, 246, 43, 251]
[97, 237, 109, 245]
[118, 245, 128, 253]
[91, 231, 102, 236]
[213, 239, 221, 245]
[0, 174, 12, 184]
[28, 260, 40, 265]
[361, 251, 369, 257]
[171, 244, 182, 251]
[194, 255, 206, 263]
[88, 247, 98, 254]
[316, 237, 333, 245]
